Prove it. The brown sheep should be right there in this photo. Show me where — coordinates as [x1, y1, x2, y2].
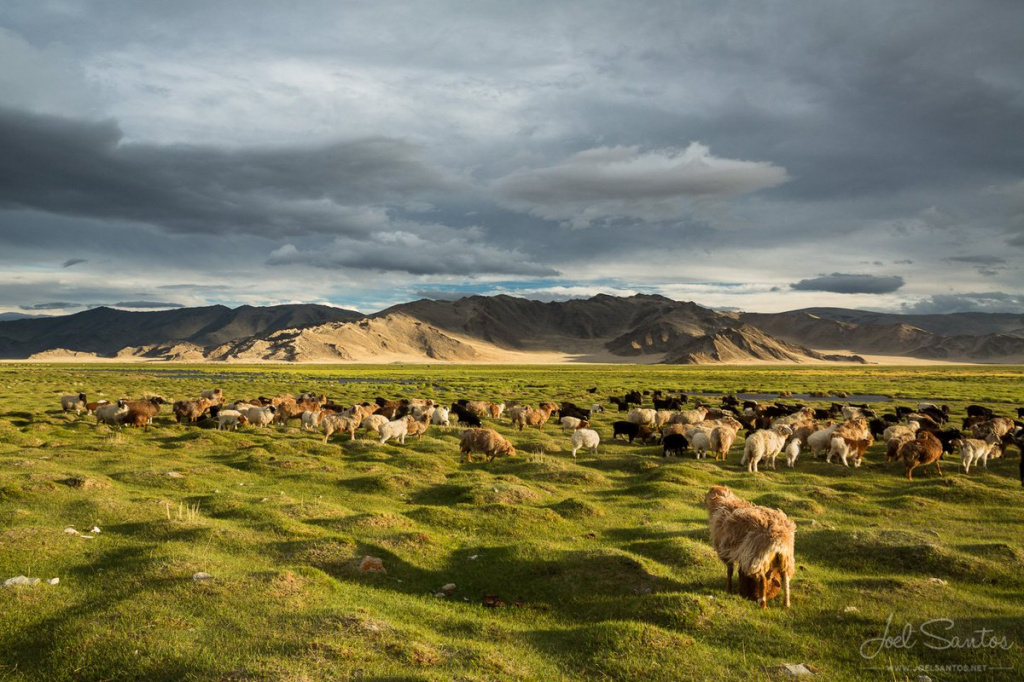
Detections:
[898, 431, 944, 480]
[173, 398, 214, 425]
[459, 428, 516, 462]
[705, 485, 796, 609]
[511, 403, 558, 431]
[709, 425, 738, 461]
[123, 397, 165, 431]
[323, 414, 360, 443]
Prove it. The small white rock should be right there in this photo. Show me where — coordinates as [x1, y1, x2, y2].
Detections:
[927, 578, 948, 586]
[468, 554, 479, 560]
[63, 527, 79, 535]
[779, 663, 814, 677]
[192, 572, 213, 581]
[843, 606, 859, 613]
[167, 471, 184, 478]
[3, 576, 40, 588]
[441, 583, 456, 594]
[90, 526, 101, 534]
[47, 578, 59, 585]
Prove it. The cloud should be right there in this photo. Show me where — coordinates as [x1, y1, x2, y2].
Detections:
[20, 301, 83, 310]
[267, 227, 558, 277]
[944, 254, 1008, 276]
[790, 273, 905, 294]
[493, 142, 789, 228]
[0, 107, 453, 237]
[900, 292, 1024, 315]
[61, 258, 87, 268]
[107, 301, 185, 309]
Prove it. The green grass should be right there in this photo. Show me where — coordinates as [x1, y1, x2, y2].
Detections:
[1, 363, 1023, 680]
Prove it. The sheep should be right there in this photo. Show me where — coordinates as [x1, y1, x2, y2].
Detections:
[300, 410, 323, 431]
[94, 400, 128, 427]
[85, 400, 110, 415]
[122, 397, 165, 431]
[465, 400, 501, 419]
[626, 408, 657, 428]
[459, 428, 516, 462]
[771, 407, 815, 428]
[361, 413, 390, 437]
[451, 403, 483, 427]
[173, 398, 214, 425]
[883, 422, 920, 442]
[741, 425, 793, 472]
[669, 407, 708, 426]
[430, 406, 452, 428]
[886, 433, 915, 462]
[406, 414, 431, 440]
[60, 392, 88, 415]
[686, 429, 713, 459]
[806, 423, 841, 458]
[200, 388, 224, 404]
[589, 404, 605, 414]
[512, 403, 557, 431]
[710, 425, 738, 461]
[560, 416, 584, 432]
[380, 417, 413, 445]
[662, 433, 689, 457]
[898, 431, 944, 480]
[323, 414, 360, 443]
[216, 410, 248, 431]
[705, 486, 796, 609]
[240, 405, 276, 428]
[784, 438, 801, 468]
[826, 434, 873, 467]
[955, 437, 999, 474]
[569, 428, 600, 459]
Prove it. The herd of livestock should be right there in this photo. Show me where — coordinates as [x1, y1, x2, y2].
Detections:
[52, 385, 1022, 610]
[57, 386, 1024, 486]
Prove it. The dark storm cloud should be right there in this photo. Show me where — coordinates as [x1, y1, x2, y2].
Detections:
[0, 107, 452, 237]
[945, 255, 1009, 277]
[20, 301, 83, 310]
[267, 233, 559, 277]
[107, 301, 185, 309]
[901, 292, 1024, 315]
[61, 258, 87, 268]
[790, 273, 905, 295]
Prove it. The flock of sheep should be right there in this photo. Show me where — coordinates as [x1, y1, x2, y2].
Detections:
[57, 385, 1023, 609]
[59, 388, 1024, 484]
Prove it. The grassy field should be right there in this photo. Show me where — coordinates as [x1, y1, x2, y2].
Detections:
[1, 363, 1022, 681]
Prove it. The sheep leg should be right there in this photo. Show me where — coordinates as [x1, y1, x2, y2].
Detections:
[935, 461, 943, 477]
[726, 563, 734, 594]
[783, 574, 791, 609]
[758, 575, 769, 609]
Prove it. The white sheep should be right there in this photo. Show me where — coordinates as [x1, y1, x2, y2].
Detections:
[684, 425, 715, 459]
[240, 405, 276, 428]
[216, 409, 247, 431]
[94, 400, 128, 427]
[60, 392, 87, 415]
[741, 426, 793, 472]
[826, 435, 871, 467]
[322, 414, 359, 443]
[570, 428, 600, 459]
[883, 422, 919, 442]
[560, 416, 584, 432]
[361, 414, 389, 437]
[430, 406, 452, 428]
[806, 423, 840, 458]
[379, 418, 411, 445]
[300, 410, 323, 431]
[957, 437, 998, 474]
[669, 407, 708, 426]
[784, 438, 801, 468]
[627, 408, 657, 427]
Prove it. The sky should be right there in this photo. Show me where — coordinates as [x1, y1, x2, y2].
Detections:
[1, 0, 1023, 317]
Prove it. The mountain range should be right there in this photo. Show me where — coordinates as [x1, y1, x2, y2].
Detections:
[3, 294, 1024, 364]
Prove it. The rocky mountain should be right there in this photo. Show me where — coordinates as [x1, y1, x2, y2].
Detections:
[4, 294, 1024, 363]
[0, 304, 362, 358]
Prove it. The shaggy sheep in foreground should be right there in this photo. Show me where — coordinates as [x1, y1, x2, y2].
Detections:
[569, 428, 600, 458]
[459, 428, 516, 462]
[705, 485, 796, 609]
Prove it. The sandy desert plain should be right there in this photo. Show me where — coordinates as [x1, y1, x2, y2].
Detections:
[1, 362, 1022, 681]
